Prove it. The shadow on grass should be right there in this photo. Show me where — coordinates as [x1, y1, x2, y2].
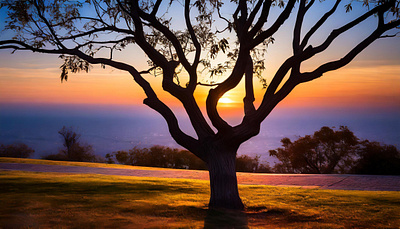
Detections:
[0, 175, 201, 196]
[246, 206, 322, 225]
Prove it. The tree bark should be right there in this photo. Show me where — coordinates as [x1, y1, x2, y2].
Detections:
[207, 147, 244, 210]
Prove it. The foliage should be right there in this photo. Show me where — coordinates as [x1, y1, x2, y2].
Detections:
[107, 145, 272, 172]
[108, 145, 208, 170]
[43, 126, 97, 162]
[270, 126, 400, 175]
[270, 126, 359, 174]
[0, 143, 35, 158]
[236, 154, 272, 173]
[352, 140, 400, 175]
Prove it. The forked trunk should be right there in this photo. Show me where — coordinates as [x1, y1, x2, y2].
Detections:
[207, 147, 244, 210]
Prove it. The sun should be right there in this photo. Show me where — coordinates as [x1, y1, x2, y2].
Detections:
[219, 97, 234, 104]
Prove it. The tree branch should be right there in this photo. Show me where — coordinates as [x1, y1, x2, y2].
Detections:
[251, 0, 296, 49]
[248, 0, 273, 39]
[293, 0, 307, 55]
[301, 1, 393, 63]
[245, 0, 265, 32]
[243, 56, 255, 116]
[135, 3, 193, 73]
[185, 0, 201, 91]
[59, 26, 134, 41]
[300, 18, 400, 83]
[32, 0, 66, 50]
[300, 0, 340, 50]
[150, 0, 163, 16]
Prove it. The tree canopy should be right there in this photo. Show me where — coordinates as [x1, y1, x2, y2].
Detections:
[270, 126, 359, 174]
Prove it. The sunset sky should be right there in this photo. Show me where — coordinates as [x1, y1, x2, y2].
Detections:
[0, 1, 399, 154]
[0, 38, 398, 115]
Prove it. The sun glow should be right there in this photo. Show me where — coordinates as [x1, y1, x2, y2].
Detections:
[219, 97, 234, 104]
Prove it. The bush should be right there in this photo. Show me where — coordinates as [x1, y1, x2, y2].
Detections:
[108, 146, 207, 170]
[352, 141, 400, 175]
[107, 145, 271, 172]
[0, 143, 35, 158]
[236, 155, 271, 173]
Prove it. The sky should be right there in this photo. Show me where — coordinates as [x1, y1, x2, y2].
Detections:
[0, 1, 399, 157]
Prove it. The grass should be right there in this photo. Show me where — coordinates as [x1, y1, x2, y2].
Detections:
[0, 159, 399, 228]
[0, 157, 171, 170]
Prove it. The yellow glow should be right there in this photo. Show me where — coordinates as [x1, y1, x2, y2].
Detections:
[0, 55, 399, 114]
[219, 97, 234, 104]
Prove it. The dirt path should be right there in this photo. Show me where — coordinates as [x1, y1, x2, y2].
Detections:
[1, 162, 399, 191]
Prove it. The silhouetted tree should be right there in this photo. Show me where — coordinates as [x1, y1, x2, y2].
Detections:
[0, 143, 35, 158]
[105, 153, 115, 164]
[269, 126, 359, 174]
[113, 150, 131, 165]
[43, 126, 96, 162]
[1, 0, 399, 209]
[352, 140, 400, 175]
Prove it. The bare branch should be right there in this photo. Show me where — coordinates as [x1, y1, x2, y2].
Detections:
[301, 1, 394, 63]
[151, 0, 163, 16]
[248, 0, 273, 39]
[251, 0, 296, 49]
[185, 0, 201, 91]
[243, 56, 255, 116]
[293, 0, 307, 55]
[301, 19, 400, 83]
[59, 26, 134, 41]
[300, 0, 341, 50]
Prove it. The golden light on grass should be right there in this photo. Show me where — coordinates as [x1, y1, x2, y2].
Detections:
[1, 167, 399, 228]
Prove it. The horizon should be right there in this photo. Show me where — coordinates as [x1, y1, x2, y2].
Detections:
[1, 103, 399, 164]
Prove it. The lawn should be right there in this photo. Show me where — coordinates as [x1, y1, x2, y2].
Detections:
[0, 159, 399, 228]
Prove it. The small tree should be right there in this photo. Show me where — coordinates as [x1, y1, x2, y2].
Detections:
[113, 150, 131, 164]
[0, 143, 35, 158]
[44, 126, 96, 162]
[269, 126, 359, 174]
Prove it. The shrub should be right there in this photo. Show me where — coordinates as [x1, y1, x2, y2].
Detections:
[0, 143, 35, 158]
[352, 141, 400, 175]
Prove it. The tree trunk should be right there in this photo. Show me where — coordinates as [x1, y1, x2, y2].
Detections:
[207, 147, 244, 210]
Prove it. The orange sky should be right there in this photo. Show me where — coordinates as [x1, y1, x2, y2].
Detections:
[1, 1, 400, 118]
[0, 48, 399, 116]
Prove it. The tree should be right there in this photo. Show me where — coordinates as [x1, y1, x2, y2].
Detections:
[44, 126, 96, 162]
[352, 140, 400, 175]
[269, 126, 359, 174]
[0, 143, 35, 158]
[0, 0, 399, 210]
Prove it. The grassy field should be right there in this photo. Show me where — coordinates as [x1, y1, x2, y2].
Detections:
[0, 157, 170, 170]
[0, 159, 399, 228]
